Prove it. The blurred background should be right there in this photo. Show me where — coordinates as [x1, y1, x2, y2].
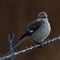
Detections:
[0, 0, 60, 60]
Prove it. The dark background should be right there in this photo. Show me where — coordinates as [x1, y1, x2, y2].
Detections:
[0, 0, 60, 60]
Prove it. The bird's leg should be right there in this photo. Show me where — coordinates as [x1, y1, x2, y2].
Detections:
[32, 41, 45, 47]
[35, 42, 44, 47]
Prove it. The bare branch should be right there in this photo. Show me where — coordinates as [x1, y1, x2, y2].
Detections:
[0, 36, 60, 60]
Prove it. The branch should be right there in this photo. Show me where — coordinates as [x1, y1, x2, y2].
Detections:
[8, 33, 15, 60]
[0, 36, 60, 60]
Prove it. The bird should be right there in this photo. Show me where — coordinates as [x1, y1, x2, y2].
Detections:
[1, 11, 51, 56]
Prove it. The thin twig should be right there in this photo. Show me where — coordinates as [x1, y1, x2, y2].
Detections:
[0, 36, 60, 60]
[8, 33, 15, 60]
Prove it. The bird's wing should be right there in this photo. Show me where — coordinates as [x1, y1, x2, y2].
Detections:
[17, 20, 43, 41]
[26, 20, 43, 35]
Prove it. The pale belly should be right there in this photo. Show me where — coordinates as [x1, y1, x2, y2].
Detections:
[30, 22, 51, 42]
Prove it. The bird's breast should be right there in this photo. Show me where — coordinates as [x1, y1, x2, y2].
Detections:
[30, 21, 51, 42]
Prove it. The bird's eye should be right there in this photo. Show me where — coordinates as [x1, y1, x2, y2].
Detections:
[42, 17, 46, 18]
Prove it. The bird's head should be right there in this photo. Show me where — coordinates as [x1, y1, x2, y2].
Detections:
[38, 12, 47, 18]
[37, 12, 49, 22]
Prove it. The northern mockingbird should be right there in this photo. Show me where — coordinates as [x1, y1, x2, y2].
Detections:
[2, 12, 51, 56]
[15, 11, 51, 45]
